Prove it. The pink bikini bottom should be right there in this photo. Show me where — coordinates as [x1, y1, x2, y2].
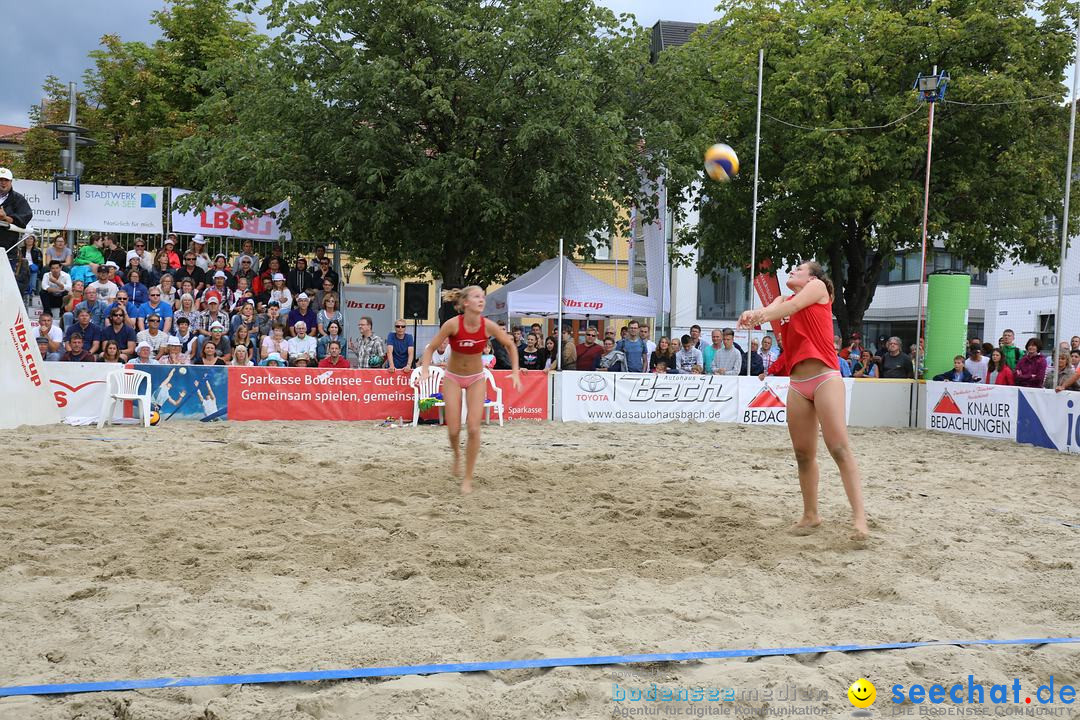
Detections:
[444, 371, 486, 389]
[789, 370, 841, 402]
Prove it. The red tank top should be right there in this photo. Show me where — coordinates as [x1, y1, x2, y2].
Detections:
[770, 298, 839, 376]
[449, 314, 487, 354]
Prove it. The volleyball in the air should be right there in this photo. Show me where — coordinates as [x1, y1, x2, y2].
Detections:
[149, 410, 160, 426]
[704, 143, 739, 182]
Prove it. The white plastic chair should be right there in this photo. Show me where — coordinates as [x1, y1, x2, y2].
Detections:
[482, 368, 504, 426]
[97, 369, 153, 428]
[409, 366, 446, 427]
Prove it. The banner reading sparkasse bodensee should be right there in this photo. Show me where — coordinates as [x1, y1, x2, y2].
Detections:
[226, 367, 547, 421]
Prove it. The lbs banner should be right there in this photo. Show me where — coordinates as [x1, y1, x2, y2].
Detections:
[1015, 387, 1080, 455]
[560, 371, 739, 424]
[924, 382, 1017, 441]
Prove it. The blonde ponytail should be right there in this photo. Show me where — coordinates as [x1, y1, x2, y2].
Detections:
[441, 285, 483, 312]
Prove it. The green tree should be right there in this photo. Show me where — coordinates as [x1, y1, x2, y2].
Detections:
[165, 0, 660, 288]
[652, 0, 1076, 339]
[81, 0, 262, 186]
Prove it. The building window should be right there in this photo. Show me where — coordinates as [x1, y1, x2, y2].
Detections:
[697, 266, 749, 320]
[877, 251, 986, 286]
[1038, 314, 1056, 352]
[590, 233, 611, 261]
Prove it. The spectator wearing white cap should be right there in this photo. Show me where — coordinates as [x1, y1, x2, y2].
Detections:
[161, 234, 181, 269]
[158, 335, 189, 365]
[128, 237, 154, 273]
[232, 240, 260, 275]
[269, 273, 293, 312]
[209, 268, 231, 299]
[198, 322, 233, 362]
[253, 256, 284, 299]
[102, 260, 123, 289]
[131, 341, 159, 365]
[210, 252, 234, 284]
[287, 292, 317, 337]
[285, 321, 316, 365]
[197, 292, 231, 336]
[190, 234, 211, 271]
[0, 167, 34, 252]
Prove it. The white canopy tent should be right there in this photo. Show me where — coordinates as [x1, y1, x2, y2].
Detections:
[484, 256, 656, 319]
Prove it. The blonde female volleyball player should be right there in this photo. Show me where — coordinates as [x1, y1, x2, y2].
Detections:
[738, 261, 868, 539]
[420, 287, 521, 493]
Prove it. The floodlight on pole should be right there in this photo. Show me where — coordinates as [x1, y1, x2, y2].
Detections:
[910, 67, 947, 426]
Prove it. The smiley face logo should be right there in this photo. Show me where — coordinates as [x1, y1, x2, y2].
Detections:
[848, 678, 876, 708]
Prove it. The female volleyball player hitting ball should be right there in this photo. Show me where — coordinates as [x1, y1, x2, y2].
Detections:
[421, 286, 521, 494]
[738, 261, 868, 540]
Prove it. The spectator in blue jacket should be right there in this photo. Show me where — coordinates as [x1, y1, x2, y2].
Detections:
[933, 355, 975, 383]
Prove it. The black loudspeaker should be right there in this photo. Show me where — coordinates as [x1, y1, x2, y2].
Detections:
[438, 299, 457, 325]
[404, 282, 429, 320]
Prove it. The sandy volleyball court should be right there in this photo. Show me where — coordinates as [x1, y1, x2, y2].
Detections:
[0, 421, 1076, 719]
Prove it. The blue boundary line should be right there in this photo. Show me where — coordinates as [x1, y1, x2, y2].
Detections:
[1, 637, 1076, 698]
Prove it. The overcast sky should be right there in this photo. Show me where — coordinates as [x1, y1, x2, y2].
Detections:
[3, 0, 723, 128]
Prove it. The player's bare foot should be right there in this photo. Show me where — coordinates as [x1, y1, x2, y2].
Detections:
[850, 516, 869, 541]
[790, 514, 822, 536]
[460, 478, 473, 494]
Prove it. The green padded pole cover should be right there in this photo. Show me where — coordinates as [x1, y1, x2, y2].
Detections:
[925, 271, 971, 380]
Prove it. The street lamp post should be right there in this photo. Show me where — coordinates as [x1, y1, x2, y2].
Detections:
[911, 68, 948, 425]
[43, 82, 95, 247]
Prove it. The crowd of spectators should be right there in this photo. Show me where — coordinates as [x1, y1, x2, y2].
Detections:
[15, 232, 360, 369]
[11, 232, 1080, 392]
[927, 330, 1080, 392]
